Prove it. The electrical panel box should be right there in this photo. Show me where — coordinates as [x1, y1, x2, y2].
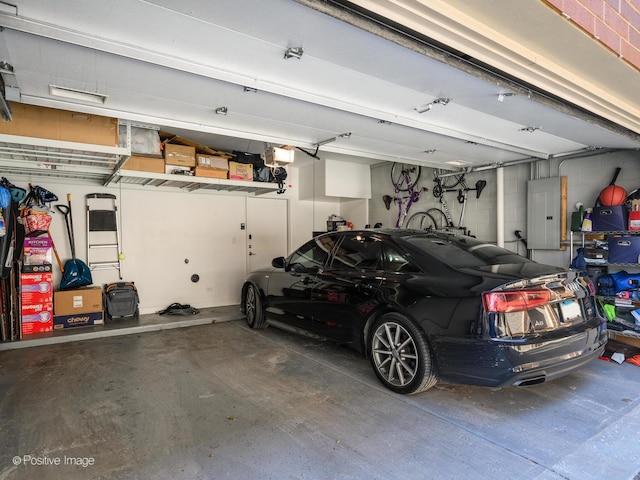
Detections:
[527, 177, 561, 249]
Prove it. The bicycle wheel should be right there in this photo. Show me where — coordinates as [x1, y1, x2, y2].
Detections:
[405, 211, 438, 230]
[391, 163, 421, 192]
[424, 208, 450, 229]
[434, 168, 464, 189]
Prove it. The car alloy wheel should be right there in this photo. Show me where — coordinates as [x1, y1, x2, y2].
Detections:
[370, 313, 436, 394]
[244, 283, 266, 329]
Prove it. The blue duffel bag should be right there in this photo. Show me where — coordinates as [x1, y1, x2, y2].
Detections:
[597, 270, 640, 295]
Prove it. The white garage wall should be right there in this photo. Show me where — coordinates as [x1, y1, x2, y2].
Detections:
[26, 180, 250, 314]
[369, 150, 640, 269]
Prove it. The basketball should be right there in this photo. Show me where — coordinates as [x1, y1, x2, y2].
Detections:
[598, 185, 627, 206]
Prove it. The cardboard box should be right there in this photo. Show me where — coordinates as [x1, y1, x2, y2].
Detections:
[21, 303, 53, 335]
[196, 154, 228, 169]
[0, 102, 118, 146]
[228, 161, 253, 181]
[21, 272, 53, 306]
[164, 144, 196, 166]
[159, 132, 229, 156]
[54, 287, 103, 316]
[23, 237, 53, 265]
[54, 311, 104, 329]
[121, 155, 165, 174]
[195, 166, 228, 179]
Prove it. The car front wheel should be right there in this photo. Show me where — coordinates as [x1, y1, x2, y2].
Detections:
[369, 313, 436, 394]
[244, 283, 267, 329]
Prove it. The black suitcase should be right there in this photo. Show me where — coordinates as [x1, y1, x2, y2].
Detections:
[104, 282, 139, 320]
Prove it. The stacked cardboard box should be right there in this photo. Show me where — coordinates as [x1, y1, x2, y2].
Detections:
[53, 287, 104, 329]
[21, 238, 54, 335]
[21, 272, 54, 335]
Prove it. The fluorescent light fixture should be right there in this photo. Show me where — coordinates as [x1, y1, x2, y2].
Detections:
[264, 146, 295, 167]
[49, 85, 108, 104]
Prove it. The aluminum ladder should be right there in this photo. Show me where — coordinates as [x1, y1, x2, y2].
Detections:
[86, 193, 122, 279]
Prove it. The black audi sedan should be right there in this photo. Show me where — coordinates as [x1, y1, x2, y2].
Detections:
[240, 229, 607, 395]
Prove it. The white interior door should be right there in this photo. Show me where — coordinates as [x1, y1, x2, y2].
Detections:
[246, 197, 288, 272]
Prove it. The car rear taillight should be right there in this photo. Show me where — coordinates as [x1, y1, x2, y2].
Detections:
[483, 290, 551, 313]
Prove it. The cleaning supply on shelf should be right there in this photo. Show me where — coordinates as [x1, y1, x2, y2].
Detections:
[581, 208, 593, 232]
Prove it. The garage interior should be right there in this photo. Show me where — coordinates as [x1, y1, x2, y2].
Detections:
[1, 1, 640, 479]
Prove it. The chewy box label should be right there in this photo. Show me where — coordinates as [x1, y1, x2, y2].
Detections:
[54, 311, 104, 329]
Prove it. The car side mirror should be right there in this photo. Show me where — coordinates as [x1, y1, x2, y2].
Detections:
[272, 256, 286, 269]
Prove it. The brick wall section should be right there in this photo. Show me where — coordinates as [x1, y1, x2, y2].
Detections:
[543, 0, 640, 71]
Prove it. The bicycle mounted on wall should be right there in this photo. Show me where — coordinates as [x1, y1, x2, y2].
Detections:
[383, 164, 486, 237]
[382, 163, 428, 228]
[427, 170, 487, 236]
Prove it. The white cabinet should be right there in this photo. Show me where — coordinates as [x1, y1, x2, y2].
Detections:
[300, 159, 371, 200]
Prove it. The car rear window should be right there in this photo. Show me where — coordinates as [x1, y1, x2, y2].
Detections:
[403, 236, 532, 269]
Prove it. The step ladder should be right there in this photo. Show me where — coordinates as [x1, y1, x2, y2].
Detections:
[86, 193, 122, 279]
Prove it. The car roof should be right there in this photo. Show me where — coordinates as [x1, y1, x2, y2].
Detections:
[315, 228, 457, 242]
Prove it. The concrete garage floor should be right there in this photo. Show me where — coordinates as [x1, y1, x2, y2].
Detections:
[1, 317, 640, 480]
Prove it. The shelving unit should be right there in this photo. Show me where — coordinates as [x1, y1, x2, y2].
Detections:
[570, 229, 640, 346]
[0, 127, 279, 196]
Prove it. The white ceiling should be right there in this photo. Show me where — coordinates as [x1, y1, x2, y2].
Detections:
[0, 0, 638, 169]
